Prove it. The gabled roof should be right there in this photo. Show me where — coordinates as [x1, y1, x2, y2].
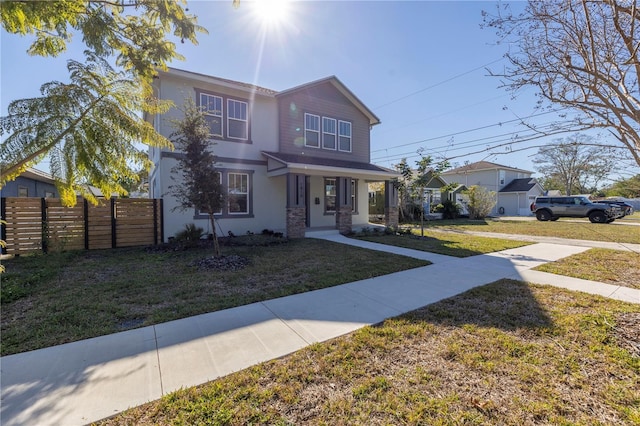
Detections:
[499, 178, 541, 193]
[276, 76, 381, 127]
[162, 70, 380, 127]
[262, 151, 397, 180]
[163, 68, 278, 96]
[20, 168, 55, 184]
[441, 161, 533, 175]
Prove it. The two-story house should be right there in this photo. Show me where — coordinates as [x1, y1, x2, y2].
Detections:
[440, 161, 544, 216]
[148, 68, 399, 240]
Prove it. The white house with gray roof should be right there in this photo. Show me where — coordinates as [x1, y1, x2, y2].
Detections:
[440, 161, 544, 216]
[148, 68, 399, 240]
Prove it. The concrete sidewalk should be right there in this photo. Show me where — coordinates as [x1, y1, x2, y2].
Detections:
[1, 235, 639, 426]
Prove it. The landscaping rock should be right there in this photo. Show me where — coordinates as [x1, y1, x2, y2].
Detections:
[190, 255, 250, 271]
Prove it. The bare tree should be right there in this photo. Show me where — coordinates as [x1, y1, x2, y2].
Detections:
[483, 0, 640, 166]
[533, 134, 616, 195]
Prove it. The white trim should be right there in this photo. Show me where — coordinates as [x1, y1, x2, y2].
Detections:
[304, 113, 320, 148]
[322, 117, 337, 150]
[227, 172, 249, 214]
[226, 98, 248, 140]
[324, 177, 336, 213]
[338, 120, 352, 152]
[200, 93, 223, 137]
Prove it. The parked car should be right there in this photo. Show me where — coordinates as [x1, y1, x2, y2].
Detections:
[530, 196, 623, 223]
[593, 199, 634, 216]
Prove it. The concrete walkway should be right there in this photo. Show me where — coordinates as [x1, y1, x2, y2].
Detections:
[1, 233, 639, 426]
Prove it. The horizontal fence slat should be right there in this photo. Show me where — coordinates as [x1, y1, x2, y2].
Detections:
[2, 197, 162, 255]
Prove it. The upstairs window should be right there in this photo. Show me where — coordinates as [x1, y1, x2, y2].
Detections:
[227, 99, 248, 140]
[338, 120, 352, 152]
[200, 93, 223, 137]
[305, 113, 320, 148]
[322, 117, 337, 150]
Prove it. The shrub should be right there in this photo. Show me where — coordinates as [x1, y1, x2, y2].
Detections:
[463, 186, 496, 219]
[436, 200, 462, 219]
[174, 224, 204, 243]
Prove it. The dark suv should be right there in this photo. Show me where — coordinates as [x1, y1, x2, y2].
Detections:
[530, 196, 623, 223]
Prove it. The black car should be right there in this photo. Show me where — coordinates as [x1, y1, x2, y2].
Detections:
[594, 200, 634, 216]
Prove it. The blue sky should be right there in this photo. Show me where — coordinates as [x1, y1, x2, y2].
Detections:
[2, 1, 637, 181]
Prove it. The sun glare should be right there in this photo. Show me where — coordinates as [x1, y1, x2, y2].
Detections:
[253, 0, 291, 27]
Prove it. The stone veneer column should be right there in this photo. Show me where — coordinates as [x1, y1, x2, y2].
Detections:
[384, 180, 399, 229]
[335, 205, 353, 235]
[385, 206, 399, 229]
[286, 207, 306, 238]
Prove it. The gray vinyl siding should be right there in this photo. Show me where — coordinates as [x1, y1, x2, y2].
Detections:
[277, 82, 370, 163]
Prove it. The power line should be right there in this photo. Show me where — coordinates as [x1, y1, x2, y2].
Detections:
[372, 58, 505, 110]
[374, 93, 510, 136]
[372, 123, 567, 164]
[370, 109, 566, 154]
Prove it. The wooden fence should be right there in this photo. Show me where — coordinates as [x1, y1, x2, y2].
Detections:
[1, 197, 163, 255]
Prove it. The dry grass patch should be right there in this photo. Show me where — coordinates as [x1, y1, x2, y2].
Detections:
[98, 280, 640, 426]
[534, 248, 640, 289]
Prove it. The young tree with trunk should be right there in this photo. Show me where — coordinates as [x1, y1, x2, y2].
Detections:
[533, 134, 616, 195]
[169, 99, 225, 257]
[483, 1, 640, 167]
[393, 155, 449, 230]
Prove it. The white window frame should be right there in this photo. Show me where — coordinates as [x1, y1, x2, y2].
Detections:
[18, 186, 28, 197]
[324, 178, 336, 213]
[351, 179, 357, 213]
[322, 117, 337, 150]
[304, 113, 321, 148]
[199, 93, 223, 137]
[228, 172, 249, 214]
[227, 99, 248, 140]
[338, 120, 352, 152]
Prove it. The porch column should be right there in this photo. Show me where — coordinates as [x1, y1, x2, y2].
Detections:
[335, 177, 352, 234]
[384, 180, 399, 229]
[286, 173, 306, 238]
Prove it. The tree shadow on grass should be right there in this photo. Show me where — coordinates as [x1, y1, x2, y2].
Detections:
[402, 279, 554, 331]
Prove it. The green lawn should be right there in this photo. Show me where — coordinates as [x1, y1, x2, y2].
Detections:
[97, 280, 640, 425]
[1, 237, 429, 356]
[414, 217, 640, 244]
[353, 229, 532, 257]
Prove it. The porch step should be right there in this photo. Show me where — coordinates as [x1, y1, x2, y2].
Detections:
[305, 229, 340, 238]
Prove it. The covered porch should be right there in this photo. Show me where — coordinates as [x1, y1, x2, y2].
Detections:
[262, 152, 400, 237]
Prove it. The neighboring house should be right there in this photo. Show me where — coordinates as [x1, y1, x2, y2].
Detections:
[414, 171, 447, 213]
[442, 184, 469, 216]
[148, 68, 399, 239]
[440, 161, 544, 216]
[1, 168, 58, 198]
[498, 178, 545, 216]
